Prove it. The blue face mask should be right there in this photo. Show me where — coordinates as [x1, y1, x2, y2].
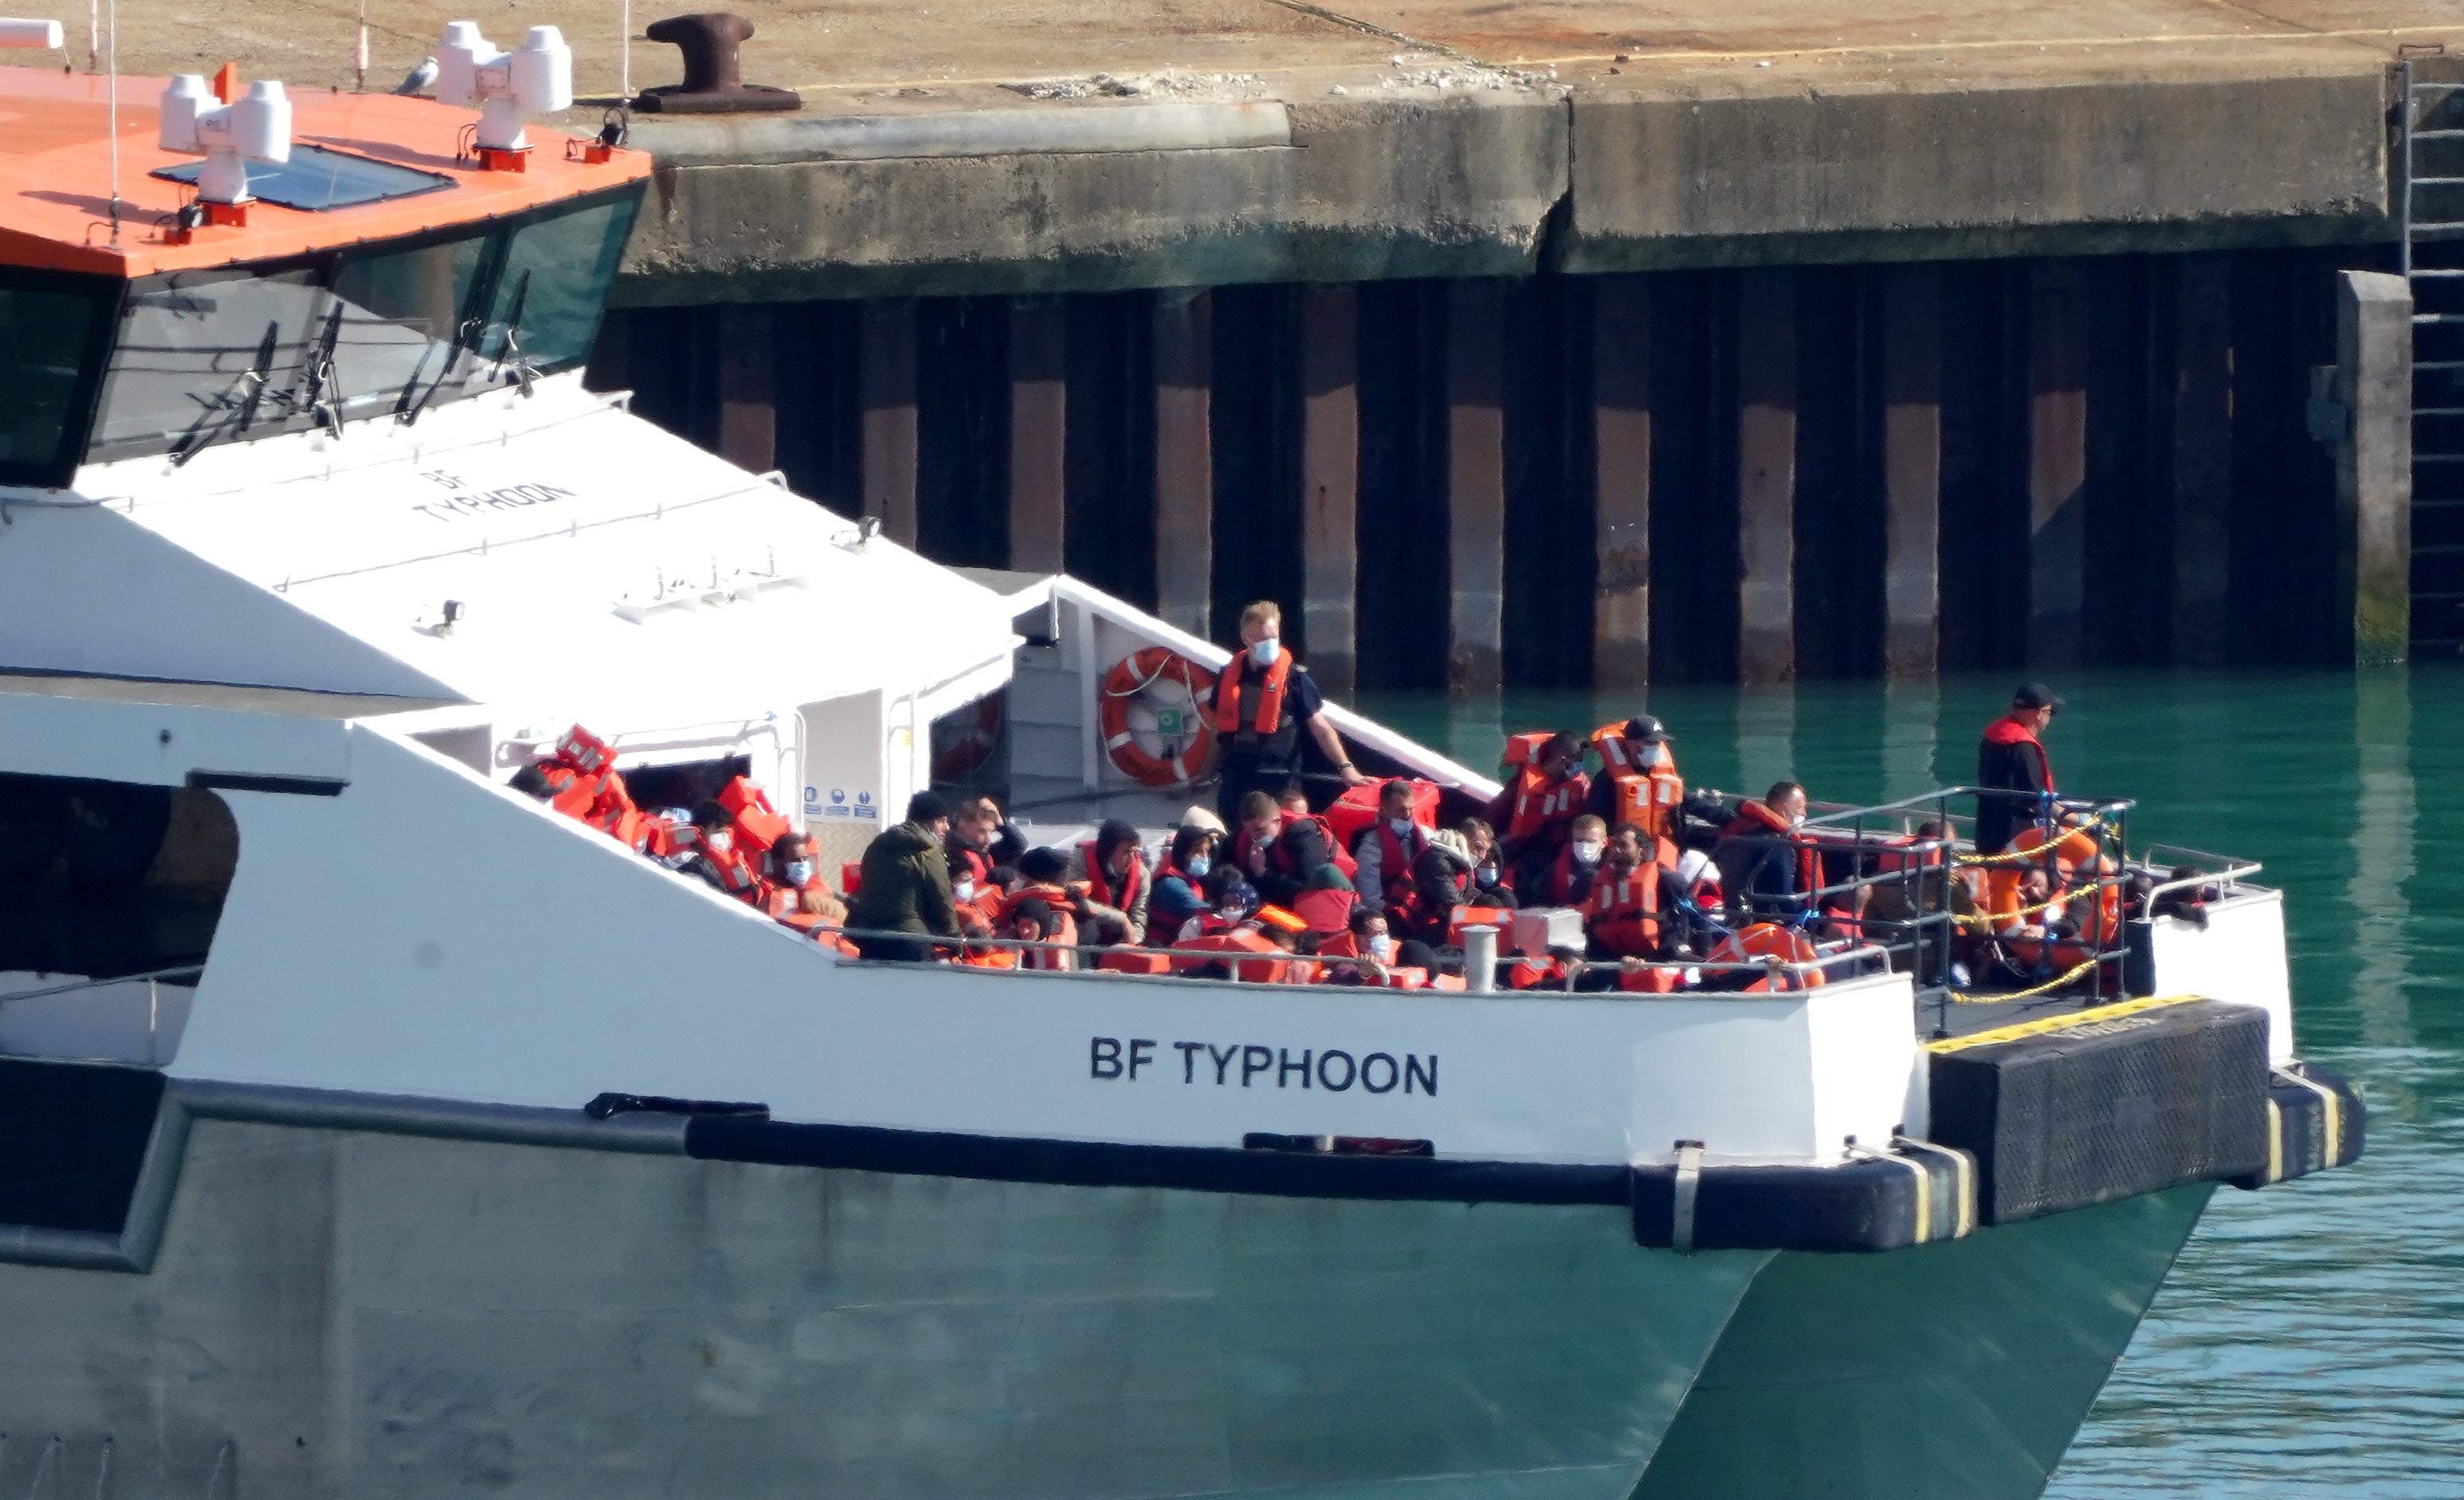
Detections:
[1186, 855, 1212, 878]
[784, 859, 815, 886]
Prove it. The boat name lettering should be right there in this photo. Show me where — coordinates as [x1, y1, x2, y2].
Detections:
[1091, 1037, 1433, 1095]
[409, 476, 578, 522]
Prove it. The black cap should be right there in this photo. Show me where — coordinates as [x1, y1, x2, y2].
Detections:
[906, 789, 952, 823]
[1017, 847, 1069, 882]
[1624, 715, 1670, 744]
[2012, 682, 2064, 712]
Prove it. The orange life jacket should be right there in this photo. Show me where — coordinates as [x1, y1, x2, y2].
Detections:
[1172, 927, 1289, 983]
[1721, 799, 1821, 896]
[1503, 766, 1586, 846]
[1585, 861, 1661, 955]
[717, 776, 791, 852]
[699, 839, 760, 898]
[1590, 724, 1684, 839]
[1076, 840, 1148, 912]
[1214, 645, 1294, 737]
[1540, 845, 1601, 906]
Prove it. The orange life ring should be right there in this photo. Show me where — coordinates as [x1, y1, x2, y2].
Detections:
[1100, 647, 1218, 787]
[931, 693, 1005, 782]
[1708, 922, 1825, 990]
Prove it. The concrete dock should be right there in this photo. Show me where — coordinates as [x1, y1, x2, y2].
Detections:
[96, 0, 2459, 687]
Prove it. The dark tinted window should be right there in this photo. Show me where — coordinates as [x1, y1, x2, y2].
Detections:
[149, 144, 452, 211]
[86, 182, 643, 461]
[0, 270, 116, 487]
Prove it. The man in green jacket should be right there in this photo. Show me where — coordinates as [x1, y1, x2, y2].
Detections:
[850, 791, 961, 962]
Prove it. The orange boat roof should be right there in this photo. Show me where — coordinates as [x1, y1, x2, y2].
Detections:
[0, 64, 650, 278]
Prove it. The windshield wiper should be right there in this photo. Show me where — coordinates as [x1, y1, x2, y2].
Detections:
[491, 269, 539, 397]
[169, 320, 278, 468]
[296, 302, 346, 439]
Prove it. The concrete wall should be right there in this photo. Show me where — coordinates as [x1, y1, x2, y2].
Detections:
[617, 69, 2392, 306]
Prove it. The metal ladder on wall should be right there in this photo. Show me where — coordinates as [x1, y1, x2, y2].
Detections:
[2402, 59, 2464, 652]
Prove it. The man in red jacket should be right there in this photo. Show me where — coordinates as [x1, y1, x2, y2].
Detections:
[1976, 682, 2061, 855]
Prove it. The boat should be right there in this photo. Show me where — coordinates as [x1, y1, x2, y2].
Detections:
[0, 28, 2361, 1500]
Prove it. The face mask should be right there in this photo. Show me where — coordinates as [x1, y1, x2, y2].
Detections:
[1367, 934, 1395, 961]
[705, 829, 732, 854]
[1642, 745, 1669, 767]
[1574, 840, 1603, 863]
[1789, 812, 1807, 830]
[1250, 637, 1279, 667]
[784, 859, 815, 886]
[1186, 855, 1211, 878]
[954, 878, 976, 903]
[1477, 864, 1499, 886]
[1388, 818, 1412, 836]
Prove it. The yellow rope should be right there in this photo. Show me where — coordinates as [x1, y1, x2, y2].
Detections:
[1953, 886, 2111, 930]
[1954, 817, 2115, 866]
[1946, 953, 2100, 1004]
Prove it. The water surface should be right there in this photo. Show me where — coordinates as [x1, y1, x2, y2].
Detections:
[1360, 667, 2464, 1498]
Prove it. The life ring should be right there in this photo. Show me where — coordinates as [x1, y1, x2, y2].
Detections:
[931, 692, 1005, 782]
[1100, 647, 1218, 787]
[1708, 922, 1824, 990]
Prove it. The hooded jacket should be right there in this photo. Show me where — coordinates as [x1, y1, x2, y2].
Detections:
[851, 820, 962, 939]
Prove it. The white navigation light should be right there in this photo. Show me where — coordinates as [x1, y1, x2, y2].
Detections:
[0, 17, 64, 48]
[436, 20, 571, 168]
[157, 75, 292, 215]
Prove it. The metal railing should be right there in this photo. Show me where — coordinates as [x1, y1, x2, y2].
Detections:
[812, 922, 1872, 995]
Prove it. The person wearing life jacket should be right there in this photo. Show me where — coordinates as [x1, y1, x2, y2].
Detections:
[1176, 867, 1259, 943]
[681, 799, 760, 902]
[1151, 818, 1221, 935]
[1486, 731, 1589, 886]
[1976, 682, 2062, 855]
[1582, 823, 1664, 958]
[1712, 781, 1817, 925]
[1002, 896, 1076, 972]
[757, 831, 850, 931]
[1212, 600, 1368, 823]
[1537, 815, 1609, 906]
[1065, 818, 1152, 945]
[1229, 788, 1341, 909]
[1273, 784, 1356, 882]
[1585, 715, 1686, 843]
[1351, 780, 1435, 929]
[1983, 820, 2117, 976]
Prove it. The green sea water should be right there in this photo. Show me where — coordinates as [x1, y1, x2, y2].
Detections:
[1360, 666, 2464, 1498]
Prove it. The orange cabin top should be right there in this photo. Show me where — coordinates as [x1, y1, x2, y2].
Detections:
[0, 64, 650, 278]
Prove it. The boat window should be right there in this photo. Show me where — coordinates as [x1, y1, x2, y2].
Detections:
[0, 268, 118, 488]
[82, 182, 643, 462]
[87, 267, 326, 460]
[149, 143, 453, 212]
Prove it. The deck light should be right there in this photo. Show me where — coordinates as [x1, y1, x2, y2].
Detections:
[436, 20, 572, 171]
[156, 73, 291, 225]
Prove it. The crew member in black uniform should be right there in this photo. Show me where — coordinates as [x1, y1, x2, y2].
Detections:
[1212, 599, 1368, 822]
[1976, 681, 2061, 855]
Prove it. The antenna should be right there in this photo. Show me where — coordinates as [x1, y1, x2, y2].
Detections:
[158, 73, 293, 226]
[355, 0, 367, 90]
[436, 20, 572, 171]
[105, 0, 116, 243]
[621, 0, 630, 102]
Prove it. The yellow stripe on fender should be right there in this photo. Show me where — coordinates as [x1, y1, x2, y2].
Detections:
[1925, 993, 2211, 1055]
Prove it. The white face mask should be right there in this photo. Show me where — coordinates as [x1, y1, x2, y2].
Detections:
[704, 829, 732, 854]
[1367, 934, 1395, 961]
[1573, 840, 1603, 863]
[1789, 811, 1807, 830]
[1186, 855, 1211, 878]
[1641, 744, 1669, 767]
[1250, 636, 1279, 667]
[1476, 864, 1498, 885]
[784, 859, 815, 886]
[954, 879, 975, 903]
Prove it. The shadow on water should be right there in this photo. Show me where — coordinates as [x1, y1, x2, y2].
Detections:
[1358, 665, 2464, 1497]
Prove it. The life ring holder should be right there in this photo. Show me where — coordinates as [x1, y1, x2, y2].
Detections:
[1100, 647, 1218, 787]
[931, 692, 1005, 782]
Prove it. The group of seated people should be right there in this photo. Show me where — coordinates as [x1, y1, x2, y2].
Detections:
[512, 714, 2149, 995]
[510, 725, 851, 945]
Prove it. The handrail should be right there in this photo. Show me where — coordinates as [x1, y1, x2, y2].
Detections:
[813, 922, 1874, 987]
[0, 965, 203, 1008]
